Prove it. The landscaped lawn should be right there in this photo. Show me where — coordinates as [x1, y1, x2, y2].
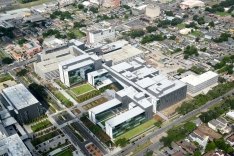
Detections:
[31, 119, 52, 132]
[0, 74, 13, 83]
[116, 119, 156, 140]
[216, 12, 231, 17]
[191, 30, 203, 37]
[82, 97, 108, 110]
[54, 91, 73, 107]
[71, 83, 94, 95]
[31, 131, 59, 146]
[55, 148, 73, 156]
[72, 28, 86, 39]
[176, 23, 186, 29]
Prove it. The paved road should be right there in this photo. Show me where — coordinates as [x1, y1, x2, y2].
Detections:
[113, 88, 234, 156]
[2, 57, 37, 73]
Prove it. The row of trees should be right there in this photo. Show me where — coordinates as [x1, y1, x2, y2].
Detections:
[214, 55, 234, 74]
[205, 0, 234, 13]
[50, 11, 73, 20]
[213, 32, 233, 43]
[157, 18, 183, 28]
[199, 97, 234, 123]
[176, 81, 234, 115]
[206, 139, 234, 154]
[183, 45, 198, 59]
[160, 122, 196, 146]
[141, 34, 166, 44]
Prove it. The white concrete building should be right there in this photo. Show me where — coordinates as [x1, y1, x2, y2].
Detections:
[226, 111, 234, 120]
[87, 27, 115, 45]
[59, 54, 102, 87]
[180, 0, 205, 9]
[145, 5, 161, 19]
[34, 45, 83, 80]
[208, 117, 231, 134]
[180, 71, 218, 96]
[189, 130, 209, 150]
[58, 0, 75, 7]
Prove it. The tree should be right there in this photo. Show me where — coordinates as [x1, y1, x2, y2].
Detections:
[177, 68, 186, 74]
[193, 150, 202, 156]
[28, 83, 47, 102]
[169, 35, 176, 40]
[170, 18, 183, 26]
[128, 29, 145, 38]
[67, 32, 76, 39]
[78, 4, 84, 10]
[115, 138, 129, 147]
[16, 69, 28, 77]
[89, 7, 98, 13]
[205, 142, 216, 152]
[183, 45, 199, 59]
[165, 11, 174, 16]
[2, 57, 14, 64]
[209, 21, 215, 27]
[146, 26, 157, 33]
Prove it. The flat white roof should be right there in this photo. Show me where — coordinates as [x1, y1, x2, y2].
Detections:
[102, 45, 143, 63]
[180, 71, 218, 86]
[116, 86, 138, 98]
[2, 84, 39, 110]
[64, 59, 94, 72]
[59, 54, 90, 66]
[133, 66, 158, 79]
[111, 62, 133, 73]
[88, 69, 108, 77]
[226, 111, 234, 119]
[35, 54, 74, 73]
[89, 99, 121, 115]
[106, 106, 144, 127]
[136, 77, 156, 89]
[0, 134, 31, 156]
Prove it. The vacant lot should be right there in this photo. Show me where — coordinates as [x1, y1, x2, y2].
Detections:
[71, 83, 94, 95]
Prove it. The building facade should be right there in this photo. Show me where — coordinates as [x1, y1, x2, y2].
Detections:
[59, 54, 102, 87]
[2, 84, 43, 123]
[180, 71, 218, 95]
[87, 28, 115, 44]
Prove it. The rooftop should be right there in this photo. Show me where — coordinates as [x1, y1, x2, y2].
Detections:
[2, 84, 39, 110]
[102, 45, 143, 63]
[0, 134, 31, 156]
[89, 99, 121, 115]
[105, 106, 144, 127]
[180, 71, 218, 86]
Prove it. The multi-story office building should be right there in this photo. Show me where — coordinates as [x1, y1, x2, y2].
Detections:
[87, 69, 113, 89]
[89, 86, 153, 139]
[59, 54, 102, 87]
[87, 27, 115, 45]
[34, 44, 85, 80]
[105, 106, 146, 138]
[180, 71, 218, 96]
[104, 57, 187, 111]
[2, 84, 43, 123]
